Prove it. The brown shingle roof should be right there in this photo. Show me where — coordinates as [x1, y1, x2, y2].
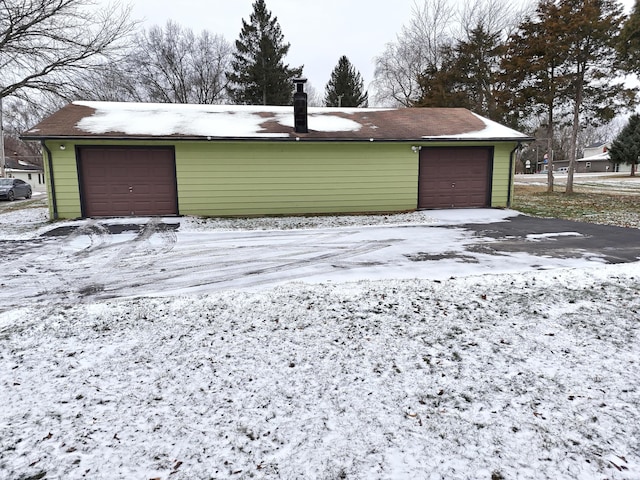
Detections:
[22, 102, 529, 142]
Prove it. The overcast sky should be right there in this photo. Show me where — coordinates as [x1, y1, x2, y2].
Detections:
[125, 0, 637, 100]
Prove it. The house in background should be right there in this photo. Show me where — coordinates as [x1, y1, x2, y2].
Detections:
[4, 157, 46, 192]
[22, 87, 531, 220]
[554, 142, 637, 173]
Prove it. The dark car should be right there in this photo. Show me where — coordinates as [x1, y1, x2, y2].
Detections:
[0, 178, 33, 201]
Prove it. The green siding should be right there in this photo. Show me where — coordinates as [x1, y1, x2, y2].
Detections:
[176, 142, 417, 216]
[43, 143, 82, 219]
[491, 143, 517, 207]
[43, 139, 518, 219]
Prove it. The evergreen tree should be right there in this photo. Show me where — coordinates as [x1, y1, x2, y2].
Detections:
[413, 44, 471, 109]
[414, 22, 505, 123]
[501, 0, 635, 193]
[559, 0, 631, 193]
[227, 0, 302, 105]
[324, 56, 368, 107]
[501, 0, 572, 192]
[609, 114, 640, 176]
[454, 24, 504, 120]
[618, 0, 640, 74]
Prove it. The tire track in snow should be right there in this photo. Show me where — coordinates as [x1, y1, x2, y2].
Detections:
[0, 219, 178, 311]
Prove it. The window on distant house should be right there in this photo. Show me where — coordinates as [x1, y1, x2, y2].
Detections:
[28, 173, 32, 180]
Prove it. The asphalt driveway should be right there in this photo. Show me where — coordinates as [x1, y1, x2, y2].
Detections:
[459, 215, 640, 263]
[1, 211, 639, 312]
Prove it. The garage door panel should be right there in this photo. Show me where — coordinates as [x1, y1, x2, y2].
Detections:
[79, 147, 178, 217]
[418, 147, 492, 209]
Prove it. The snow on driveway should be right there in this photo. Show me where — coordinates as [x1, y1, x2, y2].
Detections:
[1, 207, 639, 480]
[0, 208, 615, 311]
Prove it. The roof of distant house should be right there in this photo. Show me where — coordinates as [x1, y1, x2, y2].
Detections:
[578, 151, 610, 162]
[22, 101, 531, 142]
[4, 158, 42, 171]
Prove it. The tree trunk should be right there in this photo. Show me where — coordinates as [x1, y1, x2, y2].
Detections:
[566, 66, 584, 195]
[0, 97, 5, 178]
[632, 163, 636, 177]
[546, 111, 554, 193]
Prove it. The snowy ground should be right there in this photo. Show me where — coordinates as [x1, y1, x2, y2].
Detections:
[1, 203, 639, 480]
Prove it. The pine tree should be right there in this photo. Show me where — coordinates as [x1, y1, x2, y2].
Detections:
[559, 0, 631, 193]
[227, 0, 302, 105]
[618, 0, 640, 74]
[414, 23, 504, 122]
[609, 114, 640, 176]
[324, 56, 368, 107]
[413, 45, 470, 109]
[501, 0, 635, 193]
[501, 0, 572, 192]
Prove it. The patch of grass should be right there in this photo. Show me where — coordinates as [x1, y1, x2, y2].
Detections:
[513, 185, 640, 228]
[0, 197, 48, 213]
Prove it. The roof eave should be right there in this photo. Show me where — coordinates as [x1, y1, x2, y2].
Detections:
[21, 134, 535, 143]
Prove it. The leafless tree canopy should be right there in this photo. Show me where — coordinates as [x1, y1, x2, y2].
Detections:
[68, 21, 234, 104]
[372, 0, 530, 106]
[373, 0, 455, 106]
[0, 0, 136, 99]
[131, 21, 232, 104]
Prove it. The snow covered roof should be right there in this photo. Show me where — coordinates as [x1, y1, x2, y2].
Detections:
[578, 151, 610, 162]
[4, 158, 42, 171]
[22, 101, 530, 142]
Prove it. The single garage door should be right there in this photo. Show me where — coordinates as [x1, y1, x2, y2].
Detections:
[418, 147, 492, 209]
[78, 147, 178, 217]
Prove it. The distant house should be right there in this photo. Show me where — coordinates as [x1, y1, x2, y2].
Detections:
[22, 89, 531, 220]
[554, 142, 637, 173]
[4, 157, 46, 192]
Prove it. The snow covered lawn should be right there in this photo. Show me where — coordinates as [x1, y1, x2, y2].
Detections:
[1, 206, 639, 479]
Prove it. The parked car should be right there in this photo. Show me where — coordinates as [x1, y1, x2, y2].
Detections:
[0, 178, 33, 201]
[557, 167, 569, 173]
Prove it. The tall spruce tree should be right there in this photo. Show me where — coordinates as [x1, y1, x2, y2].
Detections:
[414, 22, 505, 122]
[609, 114, 640, 176]
[560, 0, 630, 193]
[501, 0, 634, 193]
[227, 0, 302, 105]
[618, 0, 640, 75]
[501, 0, 572, 192]
[413, 46, 470, 110]
[324, 56, 368, 107]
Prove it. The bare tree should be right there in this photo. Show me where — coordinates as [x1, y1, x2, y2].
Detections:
[70, 21, 233, 104]
[458, 0, 533, 41]
[0, 0, 136, 100]
[129, 21, 232, 104]
[373, 0, 456, 106]
[372, 0, 526, 107]
[1, 98, 44, 165]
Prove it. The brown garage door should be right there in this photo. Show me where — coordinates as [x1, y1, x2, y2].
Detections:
[418, 147, 492, 209]
[79, 147, 178, 217]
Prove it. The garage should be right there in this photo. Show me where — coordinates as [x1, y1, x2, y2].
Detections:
[22, 102, 530, 220]
[78, 147, 178, 217]
[418, 147, 493, 209]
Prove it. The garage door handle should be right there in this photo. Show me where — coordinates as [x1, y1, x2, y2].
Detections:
[129, 186, 133, 192]
[451, 183, 455, 188]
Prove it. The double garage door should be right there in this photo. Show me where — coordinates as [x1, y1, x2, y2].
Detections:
[78, 147, 178, 217]
[418, 147, 493, 209]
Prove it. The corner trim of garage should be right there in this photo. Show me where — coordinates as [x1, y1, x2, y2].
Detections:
[508, 143, 521, 208]
[41, 140, 58, 220]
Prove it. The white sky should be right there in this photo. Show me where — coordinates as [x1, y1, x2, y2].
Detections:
[120, 0, 635, 100]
